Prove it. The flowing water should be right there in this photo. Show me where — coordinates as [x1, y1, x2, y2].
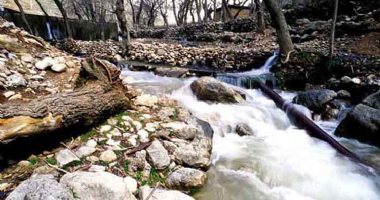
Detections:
[120, 58, 380, 200]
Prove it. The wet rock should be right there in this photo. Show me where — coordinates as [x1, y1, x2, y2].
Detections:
[337, 90, 351, 99]
[235, 123, 254, 136]
[293, 89, 337, 112]
[190, 77, 246, 103]
[139, 185, 194, 200]
[154, 67, 189, 78]
[99, 150, 117, 163]
[6, 175, 74, 200]
[362, 90, 380, 109]
[60, 171, 136, 200]
[174, 136, 212, 168]
[146, 140, 170, 170]
[135, 94, 158, 107]
[335, 104, 380, 147]
[55, 149, 80, 167]
[166, 167, 207, 190]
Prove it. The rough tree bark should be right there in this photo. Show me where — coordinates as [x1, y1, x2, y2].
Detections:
[0, 58, 130, 142]
[255, 0, 265, 33]
[115, 0, 131, 44]
[136, 0, 144, 25]
[329, 0, 339, 59]
[263, 0, 294, 55]
[14, 0, 33, 34]
[128, 0, 137, 24]
[53, 0, 72, 38]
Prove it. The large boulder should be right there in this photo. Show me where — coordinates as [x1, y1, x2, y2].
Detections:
[6, 175, 74, 200]
[335, 91, 380, 147]
[173, 136, 212, 169]
[190, 77, 246, 103]
[60, 171, 136, 200]
[293, 89, 337, 112]
[146, 140, 171, 170]
[166, 167, 207, 190]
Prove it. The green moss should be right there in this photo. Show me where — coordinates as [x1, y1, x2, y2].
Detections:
[45, 157, 57, 165]
[80, 130, 98, 141]
[28, 156, 39, 165]
[171, 107, 180, 121]
[146, 168, 164, 186]
[123, 160, 130, 174]
[189, 188, 201, 196]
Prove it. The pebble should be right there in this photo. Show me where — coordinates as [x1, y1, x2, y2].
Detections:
[137, 129, 149, 143]
[3, 91, 15, 98]
[100, 125, 112, 133]
[88, 165, 106, 172]
[86, 139, 97, 147]
[99, 150, 117, 163]
[132, 121, 142, 130]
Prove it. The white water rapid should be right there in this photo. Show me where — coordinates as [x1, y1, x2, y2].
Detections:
[120, 59, 380, 199]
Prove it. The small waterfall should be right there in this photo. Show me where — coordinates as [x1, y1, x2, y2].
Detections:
[45, 22, 53, 40]
[216, 51, 279, 88]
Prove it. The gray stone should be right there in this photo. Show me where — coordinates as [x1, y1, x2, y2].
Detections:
[139, 186, 194, 200]
[35, 57, 54, 70]
[55, 149, 80, 167]
[362, 90, 380, 109]
[75, 146, 96, 158]
[135, 94, 158, 107]
[51, 63, 67, 73]
[6, 174, 74, 200]
[340, 76, 352, 84]
[174, 136, 212, 168]
[99, 150, 117, 163]
[166, 167, 207, 190]
[235, 123, 254, 136]
[190, 77, 246, 103]
[337, 90, 351, 99]
[6, 73, 26, 87]
[335, 104, 380, 147]
[60, 171, 136, 200]
[293, 89, 337, 112]
[146, 140, 170, 170]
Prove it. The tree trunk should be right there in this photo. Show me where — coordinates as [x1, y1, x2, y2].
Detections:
[72, 1, 82, 20]
[14, 0, 33, 34]
[255, 0, 265, 33]
[136, 0, 144, 25]
[203, 0, 208, 22]
[329, 0, 339, 59]
[263, 0, 293, 54]
[0, 58, 130, 142]
[194, 0, 202, 23]
[115, 0, 131, 44]
[128, 0, 136, 24]
[53, 0, 72, 38]
[213, 0, 217, 21]
[172, 0, 179, 25]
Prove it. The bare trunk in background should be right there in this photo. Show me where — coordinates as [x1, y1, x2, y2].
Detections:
[53, 0, 72, 38]
[14, 0, 33, 34]
[136, 0, 144, 25]
[115, 0, 130, 44]
[329, 0, 339, 59]
[263, 0, 294, 54]
[255, 0, 265, 33]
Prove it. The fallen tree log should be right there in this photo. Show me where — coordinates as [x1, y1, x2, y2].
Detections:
[0, 57, 130, 142]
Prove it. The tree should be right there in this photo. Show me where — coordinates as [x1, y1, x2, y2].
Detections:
[53, 0, 72, 38]
[329, 0, 339, 59]
[263, 0, 293, 55]
[255, 0, 265, 33]
[14, 0, 33, 34]
[115, 0, 131, 44]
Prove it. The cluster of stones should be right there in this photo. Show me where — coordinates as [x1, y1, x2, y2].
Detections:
[127, 42, 271, 70]
[131, 18, 257, 43]
[2, 90, 212, 199]
[0, 19, 81, 103]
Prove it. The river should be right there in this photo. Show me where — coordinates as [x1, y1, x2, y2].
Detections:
[120, 57, 380, 200]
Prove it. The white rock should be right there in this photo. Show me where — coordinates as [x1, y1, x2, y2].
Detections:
[128, 135, 138, 146]
[352, 78, 361, 84]
[30, 75, 44, 80]
[139, 185, 194, 200]
[137, 129, 149, 143]
[110, 128, 122, 136]
[107, 118, 118, 125]
[21, 53, 33, 63]
[145, 123, 157, 132]
[51, 63, 67, 72]
[60, 171, 136, 200]
[134, 94, 158, 107]
[6, 73, 26, 87]
[99, 150, 117, 163]
[166, 167, 207, 190]
[122, 115, 133, 122]
[146, 140, 170, 170]
[99, 125, 112, 133]
[123, 176, 138, 194]
[132, 121, 142, 130]
[88, 165, 106, 172]
[3, 91, 15, 98]
[75, 146, 96, 158]
[86, 156, 99, 163]
[106, 139, 121, 147]
[86, 139, 97, 147]
[55, 149, 80, 167]
[35, 57, 55, 70]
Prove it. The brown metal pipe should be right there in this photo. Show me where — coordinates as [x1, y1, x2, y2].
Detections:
[255, 81, 361, 162]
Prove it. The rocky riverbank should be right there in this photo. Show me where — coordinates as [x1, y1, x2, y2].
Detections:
[0, 18, 213, 199]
